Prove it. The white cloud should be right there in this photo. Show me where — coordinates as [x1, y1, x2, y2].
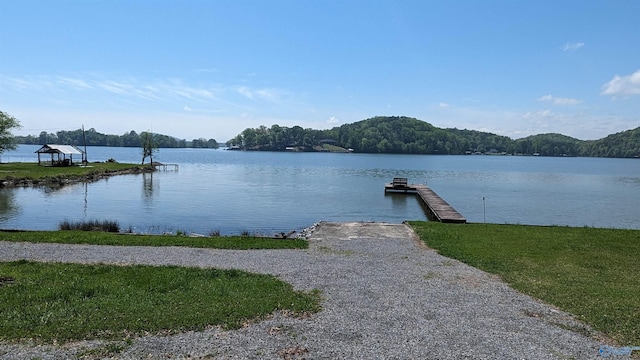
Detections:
[171, 87, 216, 102]
[537, 94, 582, 105]
[97, 81, 132, 96]
[0, 75, 227, 104]
[522, 110, 554, 118]
[235, 86, 285, 102]
[601, 69, 640, 96]
[439, 102, 450, 108]
[236, 86, 254, 100]
[0, 75, 52, 92]
[254, 88, 281, 101]
[561, 42, 585, 51]
[57, 76, 92, 90]
[183, 106, 192, 111]
[327, 116, 339, 124]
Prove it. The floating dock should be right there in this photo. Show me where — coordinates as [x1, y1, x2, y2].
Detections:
[385, 178, 466, 223]
[152, 162, 179, 171]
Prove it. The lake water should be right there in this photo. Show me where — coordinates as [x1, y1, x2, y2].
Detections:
[2, 145, 639, 235]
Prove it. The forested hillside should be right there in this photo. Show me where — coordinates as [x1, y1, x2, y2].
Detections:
[227, 116, 515, 154]
[228, 116, 640, 158]
[16, 128, 219, 149]
[17, 117, 640, 158]
[581, 128, 640, 158]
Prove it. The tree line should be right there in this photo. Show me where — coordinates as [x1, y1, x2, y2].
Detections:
[16, 128, 219, 149]
[11, 116, 640, 158]
[229, 116, 640, 158]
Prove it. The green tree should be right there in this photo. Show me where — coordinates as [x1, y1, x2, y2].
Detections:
[122, 130, 141, 147]
[0, 111, 22, 155]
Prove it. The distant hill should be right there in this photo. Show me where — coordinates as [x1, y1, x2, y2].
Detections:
[581, 127, 640, 158]
[515, 129, 640, 157]
[515, 133, 583, 156]
[229, 116, 640, 158]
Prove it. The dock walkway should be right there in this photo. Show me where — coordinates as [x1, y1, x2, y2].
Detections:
[385, 180, 466, 223]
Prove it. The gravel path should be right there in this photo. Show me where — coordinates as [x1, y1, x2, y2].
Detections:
[0, 222, 609, 359]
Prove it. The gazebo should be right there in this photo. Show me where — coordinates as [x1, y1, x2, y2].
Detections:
[35, 144, 86, 166]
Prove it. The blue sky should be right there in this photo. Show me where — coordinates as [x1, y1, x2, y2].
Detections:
[1, 0, 639, 142]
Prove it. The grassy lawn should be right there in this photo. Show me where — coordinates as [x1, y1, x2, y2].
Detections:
[0, 261, 320, 343]
[409, 221, 640, 345]
[0, 230, 308, 249]
[0, 162, 148, 185]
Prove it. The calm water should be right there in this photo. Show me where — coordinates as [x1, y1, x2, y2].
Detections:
[2, 145, 639, 235]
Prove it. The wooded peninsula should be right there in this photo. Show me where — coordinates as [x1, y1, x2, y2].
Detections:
[17, 116, 640, 158]
[230, 116, 640, 158]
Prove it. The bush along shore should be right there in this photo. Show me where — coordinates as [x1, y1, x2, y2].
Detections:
[0, 162, 154, 188]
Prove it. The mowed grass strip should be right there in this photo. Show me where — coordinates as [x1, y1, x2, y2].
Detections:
[0, 162, 143, 181]
[0, 260, 321, 343]
[0, 231, 307, 250]
[408, 222, 640, 345]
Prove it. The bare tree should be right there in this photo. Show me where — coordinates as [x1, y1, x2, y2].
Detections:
[140, 131, 158, 165]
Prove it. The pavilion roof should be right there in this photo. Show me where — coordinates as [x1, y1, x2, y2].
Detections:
[35, 144, 85, 155]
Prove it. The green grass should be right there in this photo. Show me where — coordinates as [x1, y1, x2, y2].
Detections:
[0, 260, 321, 343]
[0, 162, 149, 185]
[0, 230, 308, 250]
[409, 221, 640, 345]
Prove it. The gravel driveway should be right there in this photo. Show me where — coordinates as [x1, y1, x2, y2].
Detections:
[0, 222, 609, 359]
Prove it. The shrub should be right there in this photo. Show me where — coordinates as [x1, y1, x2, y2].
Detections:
[59, 219, 120, 232]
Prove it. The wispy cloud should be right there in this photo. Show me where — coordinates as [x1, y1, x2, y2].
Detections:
[168, 84, 218, 103]
[439, 102, 450, 108]
[57, 76, 92, 90]
[0, 74, 235, 105]
[601, 69, 640, 96]
[236, 86, 254, 100]
[561, 42, 585, 51]
[537, 94, 582, 105]
[522, 109, 554, 118]
[254, 88, 281, 102]
[327, 116, 339, 124]
[235, 86, 288, 103]
[0, 75, 54, 91]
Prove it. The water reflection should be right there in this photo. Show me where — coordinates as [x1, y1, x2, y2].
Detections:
[142, 172, 156, 201]
[387, 192, 409, 211]
[83, 182, 88, 216]
[0, 190, 20, 221]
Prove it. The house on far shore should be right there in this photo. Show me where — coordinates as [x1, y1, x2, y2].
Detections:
[35, 144, 86, 166]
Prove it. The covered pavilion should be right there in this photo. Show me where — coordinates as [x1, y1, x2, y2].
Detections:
[35, 144, 86, 166]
